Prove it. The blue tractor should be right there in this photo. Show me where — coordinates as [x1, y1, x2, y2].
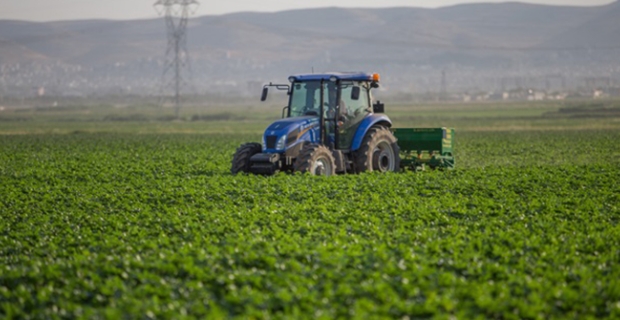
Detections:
[231, 72, 400, 176]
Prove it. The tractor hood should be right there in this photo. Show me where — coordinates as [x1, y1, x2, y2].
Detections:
[262, 116, 320, 152]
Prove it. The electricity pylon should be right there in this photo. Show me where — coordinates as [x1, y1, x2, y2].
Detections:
[154, 0, 199, 118]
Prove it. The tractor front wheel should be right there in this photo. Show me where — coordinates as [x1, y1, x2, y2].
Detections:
[294, 144, 336, 176]
[231, 142, 262, 174]
[355, 126, 400, 173]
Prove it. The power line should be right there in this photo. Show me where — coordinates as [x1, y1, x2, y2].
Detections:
[154, 0, 199, 118]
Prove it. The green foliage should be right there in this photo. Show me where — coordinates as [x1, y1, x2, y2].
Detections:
[1, 131, 619, 319]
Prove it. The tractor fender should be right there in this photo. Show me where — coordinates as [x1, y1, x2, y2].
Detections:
[350, 114, 393, 152]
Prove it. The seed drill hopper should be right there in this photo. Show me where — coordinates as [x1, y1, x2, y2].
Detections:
[393, 128, 455, 171]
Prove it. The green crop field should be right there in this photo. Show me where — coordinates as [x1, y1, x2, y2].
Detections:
[1, 99, 619, 319]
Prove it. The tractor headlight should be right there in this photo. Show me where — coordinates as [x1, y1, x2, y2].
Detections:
[262, 136, 267, 151]
[276, 135, 287, 150]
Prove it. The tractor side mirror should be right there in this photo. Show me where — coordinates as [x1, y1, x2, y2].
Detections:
[261, 87, 269, 101]
[373, 101, 385, 113]
[351, 86, 360, 100]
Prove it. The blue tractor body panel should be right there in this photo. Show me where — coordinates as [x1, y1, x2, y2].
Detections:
[262, 116, 320, 153]
[262, 113, 392, 154]
[349, 114, 393, 151]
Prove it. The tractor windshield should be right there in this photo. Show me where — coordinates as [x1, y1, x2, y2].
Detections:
[289, 81, 333, 117]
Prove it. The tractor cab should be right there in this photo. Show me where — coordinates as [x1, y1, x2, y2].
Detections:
[263, 72, 383, 150]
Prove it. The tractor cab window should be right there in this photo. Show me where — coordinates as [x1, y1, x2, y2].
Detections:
[339, 82, 370, 118]
[337, 82, 371, 148]
[289, 81, 327, 117]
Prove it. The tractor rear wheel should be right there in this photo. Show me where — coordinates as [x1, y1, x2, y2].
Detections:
[231, 143, 262, 174]
[355, 126, 400, 173]
[294, 144, 336, 176]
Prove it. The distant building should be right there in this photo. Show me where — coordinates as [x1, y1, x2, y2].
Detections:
[593, 89, 609, 99]
[527, 90, 546, 101]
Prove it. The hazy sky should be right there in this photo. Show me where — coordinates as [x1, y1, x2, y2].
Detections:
[2, 0, 615, 22]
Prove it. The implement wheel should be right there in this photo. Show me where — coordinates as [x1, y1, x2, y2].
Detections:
[355, 126, 400, 173]
[294, 144, 336, 176]
[231, 142, 261, 174]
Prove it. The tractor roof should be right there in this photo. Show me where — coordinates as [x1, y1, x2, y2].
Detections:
[290, 72, 379, 82]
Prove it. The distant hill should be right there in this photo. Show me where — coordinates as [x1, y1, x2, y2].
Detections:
[0, 2, 618, 95]
[542, 0, 620, 49]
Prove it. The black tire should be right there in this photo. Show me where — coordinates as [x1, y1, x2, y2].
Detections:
[355, 126, 401, 173]
[293, 144, 336, 176]
[231, 143, 262, 174]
